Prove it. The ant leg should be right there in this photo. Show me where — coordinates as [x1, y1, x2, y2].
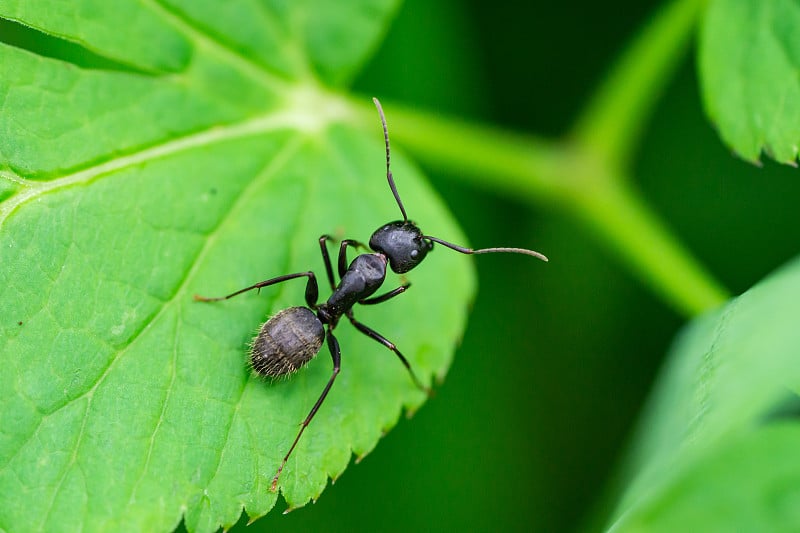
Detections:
[346, 312, 431, 396]
[338, 239, 366, 278]
[194, 271, 319, 309]
[359, 283, 411, 305]
[271, 327, 341, 492]
[318, 235, 337, 291]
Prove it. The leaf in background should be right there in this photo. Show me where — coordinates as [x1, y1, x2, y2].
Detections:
[608, 255, 800, 531]
[611, 424, 800, 531]
[699, 0, 800, 165]
[0, 2, 474, 532]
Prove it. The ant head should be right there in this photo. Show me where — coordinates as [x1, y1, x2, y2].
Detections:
[370, 97, 548, 269]
[369, 220, 434, 274]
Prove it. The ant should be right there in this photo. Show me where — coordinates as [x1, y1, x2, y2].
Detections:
[194, 98, 548, 491]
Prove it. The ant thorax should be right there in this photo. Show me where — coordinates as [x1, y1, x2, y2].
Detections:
[323, 253, 387, 316]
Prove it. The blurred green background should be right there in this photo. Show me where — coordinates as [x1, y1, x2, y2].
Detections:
[245, 0, 800, 531]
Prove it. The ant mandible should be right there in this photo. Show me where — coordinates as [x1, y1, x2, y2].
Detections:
[194, 98, 548, 491]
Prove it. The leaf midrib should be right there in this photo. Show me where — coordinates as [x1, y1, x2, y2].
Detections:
[0, 102, 349, 227]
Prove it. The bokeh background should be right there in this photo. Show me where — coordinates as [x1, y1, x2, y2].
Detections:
[244, 0, 800, 531]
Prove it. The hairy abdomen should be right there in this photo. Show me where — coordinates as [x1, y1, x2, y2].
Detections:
[250, 307, 324, 377]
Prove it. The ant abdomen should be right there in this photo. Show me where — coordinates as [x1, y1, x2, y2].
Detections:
[250, 307, 325, 377]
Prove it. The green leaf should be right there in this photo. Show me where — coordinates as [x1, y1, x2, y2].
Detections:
[0, 2, 474, 532]
[699, 0, 800, 165]
[608, 255, 800, 531]
[612, 424, 800, 531]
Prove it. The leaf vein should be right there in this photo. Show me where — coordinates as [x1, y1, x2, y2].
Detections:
[39, 398, 92, 531]
[124, 309, 181, 508]
[0, 139, 305, 518]
[143, 0, 289, 91]
[207, 142, 316, 510]
[0, 109, 329, 227]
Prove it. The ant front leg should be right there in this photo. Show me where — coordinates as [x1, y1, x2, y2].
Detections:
[359, 282, 411, 305]
[338, 239, 366, 278]
[318, 235, 337, 291]
[194, 271, 320, 309]
[271, 327, 341, 492]
[346, 311, 431, 396]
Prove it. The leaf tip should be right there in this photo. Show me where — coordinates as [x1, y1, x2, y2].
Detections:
[730, 147, 763, 167]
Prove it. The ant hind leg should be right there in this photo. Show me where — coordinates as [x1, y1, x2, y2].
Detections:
[346, 311, 432, 396]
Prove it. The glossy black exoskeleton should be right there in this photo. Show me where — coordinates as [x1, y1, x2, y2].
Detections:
[194, 98, 548, 491]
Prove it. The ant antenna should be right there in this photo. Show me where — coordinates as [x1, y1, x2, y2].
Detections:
[373, 97, 408, 222]
[424, 235, 549, 262]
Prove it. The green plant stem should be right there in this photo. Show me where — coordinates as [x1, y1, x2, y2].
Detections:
[573, 0, 709, 168]
[363, 103, 727, 316]
[350, 0, 728, 317]
[570, 171, 728, 316]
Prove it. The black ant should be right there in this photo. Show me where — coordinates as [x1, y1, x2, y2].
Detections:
[194, 98, 548, 491]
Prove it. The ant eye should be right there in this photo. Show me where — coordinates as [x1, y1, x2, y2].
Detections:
[410, 249, 418, 259]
